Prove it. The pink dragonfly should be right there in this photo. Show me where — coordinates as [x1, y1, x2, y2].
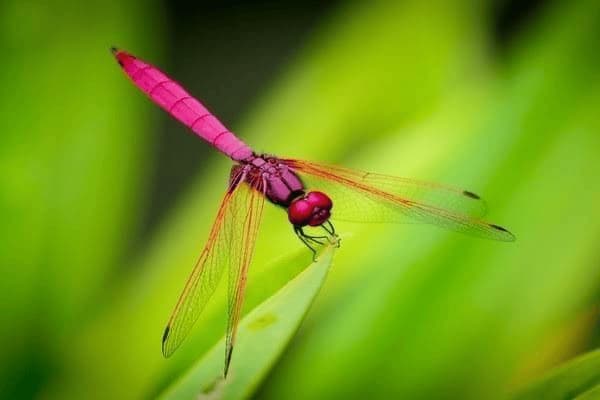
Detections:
[112, 48, 514, 377]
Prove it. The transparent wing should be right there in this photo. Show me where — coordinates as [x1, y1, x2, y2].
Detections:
[162, 169, 266, 364]
[285, 159, 514, 241]
[224, 173, 265, 376]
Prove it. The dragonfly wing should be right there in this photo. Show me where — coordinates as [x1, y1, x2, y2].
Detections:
[224, 174, 266, 377]
[162, 169, 266, 363]
[285, 159, 514, 241]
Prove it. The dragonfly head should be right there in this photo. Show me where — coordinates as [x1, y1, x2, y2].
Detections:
[288, 191, 333, 227]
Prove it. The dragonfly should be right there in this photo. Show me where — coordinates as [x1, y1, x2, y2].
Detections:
[111, 47, 515, 377]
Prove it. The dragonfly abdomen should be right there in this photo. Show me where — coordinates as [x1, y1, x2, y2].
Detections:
[112, 48, 252, 161]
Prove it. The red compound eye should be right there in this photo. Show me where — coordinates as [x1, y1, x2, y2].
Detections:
[306, 191, 332, 210]
[288, 199, 313, 226]
[288, 191, 333, 227]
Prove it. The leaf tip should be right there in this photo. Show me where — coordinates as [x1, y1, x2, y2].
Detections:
[224, 344, 234, 378]
[161, 325, 171, 358]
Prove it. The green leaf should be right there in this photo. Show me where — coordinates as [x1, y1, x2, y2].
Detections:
[35, 0, 600, 399]
[514, 350, 600, 400]
[576, 385, 600, 400]
[159, 244, 336, 400]
[51, 1, 484, 397]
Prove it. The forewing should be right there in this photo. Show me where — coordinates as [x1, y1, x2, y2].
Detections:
[285, 159, 514, 241]
[162, 170, 266, 358]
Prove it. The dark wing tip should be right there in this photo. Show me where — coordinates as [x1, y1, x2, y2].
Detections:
[489, 224, 516, 241]
[224, 345, 234, 378]
[161, 325, 171, 358]
[462, 190, 481, 200]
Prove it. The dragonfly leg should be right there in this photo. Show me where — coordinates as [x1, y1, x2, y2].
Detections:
[305, 235, 326, 245]
[304, 235, 329, 246]
[326, 220, 336, 235]
[321, 220, 337, 236]
[294, 227, 318, 261]
[298, 227, 329, 244]
[321, 220, 340, 246]
[321, 220, 336, 235]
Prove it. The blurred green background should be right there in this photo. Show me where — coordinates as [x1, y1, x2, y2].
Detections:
[1, 0, 600, 398]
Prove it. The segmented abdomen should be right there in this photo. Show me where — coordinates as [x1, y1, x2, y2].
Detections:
[115, 50, 252, 161]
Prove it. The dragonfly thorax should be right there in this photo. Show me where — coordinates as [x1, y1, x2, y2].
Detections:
[242, 155, 305, 206]
[238, 155, 333, 227]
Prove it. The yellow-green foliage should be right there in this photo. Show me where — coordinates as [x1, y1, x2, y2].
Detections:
[1, 0, 599, 399]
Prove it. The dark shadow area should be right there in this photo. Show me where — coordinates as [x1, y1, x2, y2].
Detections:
[141, 0, 340, 239]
